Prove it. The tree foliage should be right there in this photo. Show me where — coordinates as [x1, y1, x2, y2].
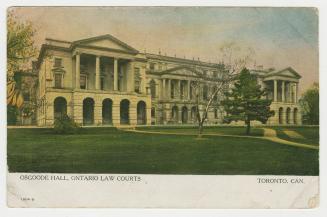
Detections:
[299, 83, 319, 125]
[7, 10, 36, 109]
[222, 68, 274, 134]
[54, 115, 81, 134]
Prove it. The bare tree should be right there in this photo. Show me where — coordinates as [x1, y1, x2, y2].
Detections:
[191, 42, 254, 136]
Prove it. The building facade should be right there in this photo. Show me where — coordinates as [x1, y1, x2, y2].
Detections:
[35, 34, 301, 126]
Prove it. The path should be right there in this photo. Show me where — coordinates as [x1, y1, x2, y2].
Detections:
[120, 128, 318, 150]
[283, 130, 305, 139]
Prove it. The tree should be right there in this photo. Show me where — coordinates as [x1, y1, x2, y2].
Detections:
[221, 68, 274, 135]
[299, 83, 319, 125]
[7, 10, 36, 109]
[191, 42, 254, 136]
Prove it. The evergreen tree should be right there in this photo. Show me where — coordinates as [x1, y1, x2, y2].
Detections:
[222, 68, 274, 134]
[299, 83, 319, 125]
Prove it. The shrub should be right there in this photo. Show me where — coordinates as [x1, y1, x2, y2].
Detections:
[53, 115, 81, 134]
[7, 105, 18, 125]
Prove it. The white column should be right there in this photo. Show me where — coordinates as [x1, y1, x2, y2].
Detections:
[177, 80, 181, 99]
[162, 79, 166, 99]
[130, 62, 135, 92]
[167, 79, 171, 100]
[114, 58, 118, 91]
[75, 53, 80, 89]
[95, 56, 100, 90]
[295, 83, 298, 103]
[281, 81, 285, 102]
[274, 80, 277, 102]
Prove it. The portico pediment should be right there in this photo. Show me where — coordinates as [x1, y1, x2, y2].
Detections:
[72, 34, 139, 54]
[161, 66, 201, 77]
[265, 67, 301, 79]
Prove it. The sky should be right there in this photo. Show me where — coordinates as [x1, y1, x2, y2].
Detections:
[11, 7, 318, 93]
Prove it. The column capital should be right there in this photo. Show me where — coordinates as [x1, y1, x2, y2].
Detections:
[74, 51, 81, 57]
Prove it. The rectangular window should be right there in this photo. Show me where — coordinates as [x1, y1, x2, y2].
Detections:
[54, 58, 62, 67]
[80, 75, 87, 89]
[135, 80, 140, 93]
[54, 73, 62, 88]
[134, 68, 141, 93]
[150, 63, 155, 70]
[100, 77, 105, 90]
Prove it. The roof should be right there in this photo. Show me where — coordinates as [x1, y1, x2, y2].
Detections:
[156, 65, 202, 76]
[264, 67, 302, 79]
[71, 34, 139, 53]
[146, 53, 221, 68]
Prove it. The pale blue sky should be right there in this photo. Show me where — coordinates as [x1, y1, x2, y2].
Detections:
[12, 7, 318, 92]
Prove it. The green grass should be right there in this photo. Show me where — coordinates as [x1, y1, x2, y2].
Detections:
[273, 126, 319, 146]
[137, 126, 264, 136]
[7, 127, 318, 175]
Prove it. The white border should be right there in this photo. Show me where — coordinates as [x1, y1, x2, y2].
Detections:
[1, 0, 326, 216]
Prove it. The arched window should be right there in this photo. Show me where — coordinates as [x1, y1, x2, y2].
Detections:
[214, 108, 218, 119]
[137, 101, 146, 125]
[172, 106, 179, 123]
[102, 98, 113, 125]
[191, 106, 197, 121]
[286, 107, 291, 124]
[120, 99, 130, 124]
[83, 98, 94, 125]
[182, 106, 188, 124]
[54, 97, 67, 119]
[294, 108, 298, 125]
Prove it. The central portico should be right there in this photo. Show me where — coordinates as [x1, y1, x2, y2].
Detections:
[40, 34, 151, 126]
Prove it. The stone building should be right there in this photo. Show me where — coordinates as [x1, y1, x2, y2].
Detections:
[35, 34, 301, 126]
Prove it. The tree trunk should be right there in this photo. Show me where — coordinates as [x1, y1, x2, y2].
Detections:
[246, 120, 251, 135]
[198, 122, 203, 138]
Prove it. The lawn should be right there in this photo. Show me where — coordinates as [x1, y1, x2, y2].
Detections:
[273, 126, 319, 146]
[7, 127, 318, 175]
[137, 126, 264, 136]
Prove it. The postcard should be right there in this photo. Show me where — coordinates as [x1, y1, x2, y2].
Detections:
[6, 6, 319, 208]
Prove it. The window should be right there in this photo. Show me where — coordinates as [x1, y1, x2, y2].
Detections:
[180, 82, 185, 98]
[171, 83, 175, 99]
[80, 75, 87, 89]
[150, 63, 155, 70]
[54, 58, 62, 67]
[150, 80, 156, 98]
[203, 85, 208, 100]
[134, 68, 141, 93]
[214, 109, 218, 119]
[151, 107, 155, 118]
[100, 76, 105, 90]
[54, 73, 62, 88]
[158, 63, 162, 71]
